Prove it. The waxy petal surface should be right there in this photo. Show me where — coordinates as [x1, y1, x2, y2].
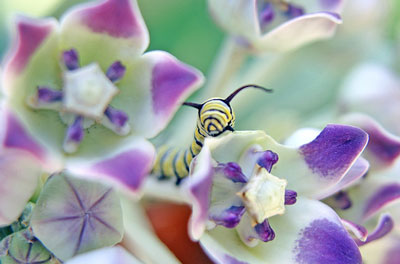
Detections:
[114, 51, 204, 138]
[208, 0, 342, 52]
[342, 114, 400, 171]
[60, 0, 149, 66]
[256, 12, 342, 52]
[208, 0, 259, 43]
[184, 147, 214, 240]
[336, 179, 400, 223]
[204, 126, 368, 199]
[0, 107, 63, 171]
[200, 198, 361, 264]
[0, 150, 42, 226]
[66, 137, 155, 193]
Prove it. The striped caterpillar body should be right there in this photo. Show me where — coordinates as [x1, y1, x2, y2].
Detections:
[152, 84, 272, 185]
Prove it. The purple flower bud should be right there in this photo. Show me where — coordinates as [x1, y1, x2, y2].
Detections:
[37, 86, 63, 102]
[285, 189, 297, 205]
[106, 61, 126, 82]
[63, 49, 80, 71]
[333, 191, 352, 210]
[216, 162, 247, 183]
[285, 4, 305, 18]
[259, 3, 275, 27]
[211, 206, 246, 228]
[104, 106, 129, 128]
[257, 150, 279, 172]
[255, 219, 275, 242]
[63, 116, 84, 153]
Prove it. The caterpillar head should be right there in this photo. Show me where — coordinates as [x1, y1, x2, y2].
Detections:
[183, 84, 272, 137]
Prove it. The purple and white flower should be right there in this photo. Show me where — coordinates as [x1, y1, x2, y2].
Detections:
[208, 0, 344, 52]
[184, 124, 368, 263]
[1, 0, 204, 193]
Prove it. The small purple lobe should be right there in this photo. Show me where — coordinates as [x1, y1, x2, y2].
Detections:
[363, 184, 400, 219]
[79, 0, 141, 38]
[356, 214, 393, 246]
[299, 124, 368, 178]
[3, 111, 45, 161]
[37, 86, 63, 102]
[10, 20, 52, 73]
[295, 219, 362, 264]
[259, 3, 275, 26]
[93, 149, 152, 190]
[62, 49, 80, 71]
[210, 206, 246, 228]
[106, 61, 126, 82]
[66, 116, 84, 143]
[285, 189, 297, 205]
[257, 150, 278, 173]
[285, 4, 305, 18]
[152, 59, 198, 115]
[366, 126, 400, 166]
[104, 106, 129, 127]
[255, 219, 275, 242]
[320, 0, 341, 9]
[216, 162, 247, 183]
[333, 191, 352, 210]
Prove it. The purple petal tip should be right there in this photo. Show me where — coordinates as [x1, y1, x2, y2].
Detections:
[211, 206, 246, 228]
[63, 49, 80, 70]
[285, 4, 305, 18]
[295, 219, 362, 264]
[333, 191, 352, 210]
[257, 150, 279, 172]
[284, 189, 297, 205]
[66, 116, 84, 142]
[255, 220, 275, 242]
[300, 124, 368, 178]
[3, 111, 45, 161]
[7, 19, 53, 74]
[216, 162, 247, 183]
[92, 149, 153, 191]
[356, 214, 394, 246]
[152, 56, 200, 116]
[105, 106, 129, 127]
[106, 61, 126, 82]
[79, 0, 143, 38]
[37, 86, 63, 102]
[259, 3, 275, 26]
[363, 184, 400, 219]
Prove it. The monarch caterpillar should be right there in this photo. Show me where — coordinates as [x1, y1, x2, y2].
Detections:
[153, 84, 273, 185]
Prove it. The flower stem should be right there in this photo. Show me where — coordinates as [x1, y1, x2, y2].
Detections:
[201, 37, 248, 99]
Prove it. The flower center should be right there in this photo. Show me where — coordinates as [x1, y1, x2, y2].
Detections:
[239, 167, 287, 223]
[27, 49, 130, 153]
[206, 149, 298, 246]
[258, 0, 305, 30]
[63, 63, 118, 119]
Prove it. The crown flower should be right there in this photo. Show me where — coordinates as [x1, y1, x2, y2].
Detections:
[184, 125, 368, 263]
[1, 0, 204, 192]
[208, 0, 344, 52]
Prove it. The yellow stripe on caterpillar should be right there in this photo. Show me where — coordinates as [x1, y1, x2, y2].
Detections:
[152, 84, 273, 185]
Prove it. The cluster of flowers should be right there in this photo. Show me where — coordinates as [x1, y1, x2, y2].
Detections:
[0, 0, 399, 263]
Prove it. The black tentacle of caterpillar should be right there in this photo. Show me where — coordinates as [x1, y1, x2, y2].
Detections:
[152, 84, 273, 185]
